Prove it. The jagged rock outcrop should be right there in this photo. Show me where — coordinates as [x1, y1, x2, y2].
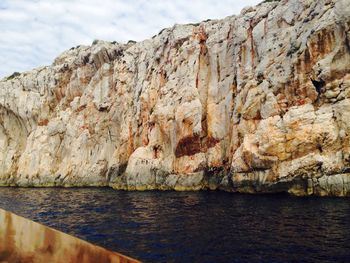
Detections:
[0, 0, 349, 196]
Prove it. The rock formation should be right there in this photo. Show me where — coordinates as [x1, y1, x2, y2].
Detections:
[0, 0, 349, 196]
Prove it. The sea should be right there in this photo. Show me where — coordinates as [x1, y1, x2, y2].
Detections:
[0, 187, 349, 262]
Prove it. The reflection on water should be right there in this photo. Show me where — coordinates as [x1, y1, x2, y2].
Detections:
[0, 188, 349, 262]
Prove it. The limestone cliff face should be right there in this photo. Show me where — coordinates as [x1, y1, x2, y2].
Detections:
[0, 0, 349, 196]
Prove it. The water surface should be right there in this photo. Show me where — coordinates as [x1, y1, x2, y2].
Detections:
[0, 188, 349, 262]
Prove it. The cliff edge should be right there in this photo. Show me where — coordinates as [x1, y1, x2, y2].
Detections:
[1, 0, 349, 196]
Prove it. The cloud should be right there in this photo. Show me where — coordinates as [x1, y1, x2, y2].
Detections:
[0, 0, 261, 78]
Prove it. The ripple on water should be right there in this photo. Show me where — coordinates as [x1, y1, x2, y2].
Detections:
[0, 188, 349, 262]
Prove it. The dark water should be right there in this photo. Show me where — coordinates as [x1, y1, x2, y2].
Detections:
[0, 188, 349, 262]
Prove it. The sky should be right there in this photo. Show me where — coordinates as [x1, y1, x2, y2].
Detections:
[0, 0, 261, 78]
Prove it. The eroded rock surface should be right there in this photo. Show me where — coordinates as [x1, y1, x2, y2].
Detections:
[0, 0, 349, 196]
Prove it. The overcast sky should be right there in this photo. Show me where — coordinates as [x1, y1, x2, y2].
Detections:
[0, 0, 261, 78]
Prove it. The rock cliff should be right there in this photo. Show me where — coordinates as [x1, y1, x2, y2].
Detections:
[0, 0, 349, 196]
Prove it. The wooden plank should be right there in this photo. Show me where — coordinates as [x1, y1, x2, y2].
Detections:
[0, 208, 140, 263]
